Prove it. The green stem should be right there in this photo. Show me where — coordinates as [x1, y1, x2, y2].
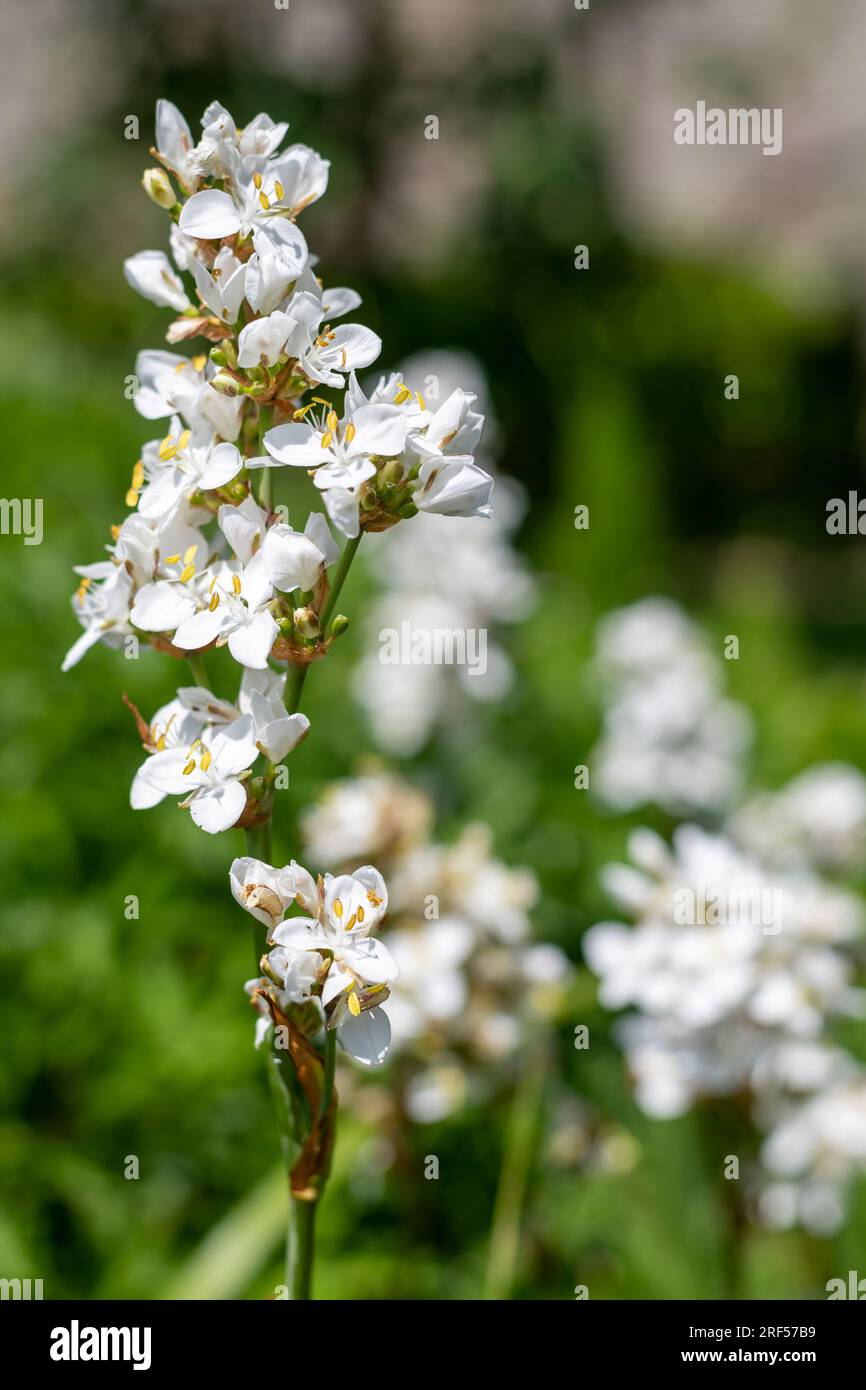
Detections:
[319, 534, 361, 633]
[483, 1040, 548, 1300]
[281, 533, 362, 715]
[186, 653, 210, 688]
[319, 1028, 337, 1124]
[287, 1198, 316, 1300]
[255, 405, 274, 513]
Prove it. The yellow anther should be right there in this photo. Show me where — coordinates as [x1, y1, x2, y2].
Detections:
[258, 191, 270, 211]
[158, 435, 178, 461]
[345, 422, 356, 443]
[334, 898, 343, 918]
[125, 488, 139, 507]
[367, 890, 383, 907]
[393, 384, 412, 405]
[356, 904, 365, 922]
[416, 390, 426, 410]
[327, 410, 338, 433]
[182, 758, 196, 776]
[293, 402, 314, 420]
[209, 591, 220, 611]
[192, 354, 206, 372]
[179, 562, 196, 583]
[345, 913, 357, 932]
[340, 349, 347, 367]
[110, 524, 120, 540]
[131, 460, 144, 489]
[177, 429, 191, 451]
[321, 430, 333, 450]
[347, 990, 361, 1017]
[232, 574, 242, 595]
[183, 544, 198, 564]
[156, 734, 166, 751]
[200, 749, 212, 772]
[274, 179, 284, 200]
[164, 553, 181, 564]
[253, 172, 263, 189]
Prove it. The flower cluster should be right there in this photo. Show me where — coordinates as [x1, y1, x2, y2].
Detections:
[301, 770, 571, 1121]
[585, 600, 866, 1233]
[590, 597, 752, 815]
[63, 99, 494, 836]
[352, 351, 535, 753]
[232, 857, 397, 1068]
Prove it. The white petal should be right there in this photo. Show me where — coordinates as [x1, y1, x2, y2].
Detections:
[130, 582, 198, 633]
[179, 189, 241, 239]
[227, 609, 278, 670]
[337, 1006, 391, 1067]
[189, 779, 247, 833]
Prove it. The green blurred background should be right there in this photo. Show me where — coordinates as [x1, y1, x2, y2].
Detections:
[2, 0, 866, 1298]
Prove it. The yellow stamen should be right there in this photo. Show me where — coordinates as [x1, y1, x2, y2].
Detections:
[345, 913, 357, 932]
[182, 758, 196, 776]
[209, 591, 220, 611]
[393, 384, 412, 405]
[320, 430, 333, 450]
[258, 191, 270, 211]
[347, 990, 361, 1017]
[345, 422, 356, 443]
[274, 179, 284, 200]
[416, 391, 426, 410]
[183, 544, 198, 565]
[327, 410, 338, 433]
[180, 562, 196, 583]
[158, 435, 178, 461]
[131, 459, 144, 489]
[164, 553, 181, 564]
[200, 749, 212, 772]
[177, 429, 191, 451]
[125, 488, 139, 507]
[232, 574, 242, 595]
[334, 898, 343, 918]
[156, 734, 166, 751]
[356, 904, 365, 922]
[252, 172, 263, 189]
[192, 354, 206, 372]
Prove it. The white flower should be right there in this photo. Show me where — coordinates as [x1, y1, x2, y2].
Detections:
[271, 865, 398, 1066]
[137, 416, 243, 519]
[192, 101, 289, 178]
[173, 552, 278, 669]
[262, 396, 406, 493]
[130, 694, 206, 810]
[123, 250, 191, 313]
[296, 322, 382, 389]
[406, 387, 485, 463]
[411, 455, 493, 518]
[231, 856, 318, 930]
[261, 512, 339, 595]
[235, 290, 321, 369]
[154, 99, 200, 191]
[189, 246, 247, 324]
[62, 564, 134, 671]
[138, 716, 260, 832]
[133, 349, 243, 442]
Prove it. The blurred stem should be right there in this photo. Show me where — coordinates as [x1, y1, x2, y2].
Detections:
[287, 1198, 316, 1300]
[255, 404, 274, 512]
[319, 1028, 337, 1123]
[186, 653, 210, 688]
[484, 1039, 548, 1301]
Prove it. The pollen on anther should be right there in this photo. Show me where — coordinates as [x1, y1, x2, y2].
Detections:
[334, 898, 344, 918]
[232, 574, 242, 595]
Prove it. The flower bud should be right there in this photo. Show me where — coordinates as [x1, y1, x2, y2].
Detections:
[210, 372, 240, 397]
[209, 348, 228, 368]
[330, 614, 350, 638]
[141, 167, 176, 209]
[378, 459, 404, 487]
[293, 606, 321, 639]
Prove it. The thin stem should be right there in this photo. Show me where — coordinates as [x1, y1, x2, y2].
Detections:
[319, 533, 361, 633]
[287, 1198, 316, 1300]
[281, 533, 362, 715]
[483, 1040, 548, 1301]
[319, 1027, 337, 1124]
[255, 405, 274, 513]
[186, 652, 210, 688]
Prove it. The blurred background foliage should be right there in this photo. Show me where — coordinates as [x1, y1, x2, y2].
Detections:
[2, 0, 866, 1298]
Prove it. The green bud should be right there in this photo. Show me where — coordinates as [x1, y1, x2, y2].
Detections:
[330, 614, 350, 638]
[378, 459, 404, 487]
[396, 502, 419, 519]
[141, 167, 176, 209]
[210, 348, 228, 368]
